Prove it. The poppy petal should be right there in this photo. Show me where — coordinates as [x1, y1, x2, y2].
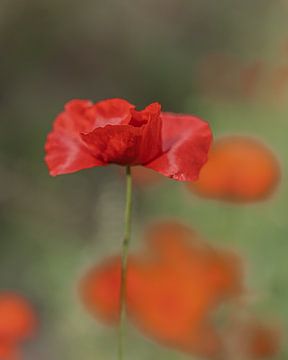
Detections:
[130, 102, 163, 163]
[45, 99, 101, 176]
[145, 113, 212, 181]
[45, 99, 134, 176]
[81, 103, 163, 165]
[81, 125, 143, 165]
[86, 98, 134, 127]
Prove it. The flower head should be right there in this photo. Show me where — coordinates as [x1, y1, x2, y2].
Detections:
[187, 136, 281, 202]
[0, 292, 37, 360]
[45, 99, 212, 181]
[80, 222, 243, 358]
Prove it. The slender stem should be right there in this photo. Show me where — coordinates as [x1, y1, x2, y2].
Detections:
[118, 166, 133, 360]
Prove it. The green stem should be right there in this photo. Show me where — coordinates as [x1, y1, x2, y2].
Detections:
[118, 166, 133, 360]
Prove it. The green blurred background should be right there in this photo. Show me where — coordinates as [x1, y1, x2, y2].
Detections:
[0, 0, 287, 358]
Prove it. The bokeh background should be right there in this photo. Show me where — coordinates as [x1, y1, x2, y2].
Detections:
[0, 0, 287, 358]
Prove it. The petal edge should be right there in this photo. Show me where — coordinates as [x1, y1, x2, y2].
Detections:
[145, 113, 212, 181]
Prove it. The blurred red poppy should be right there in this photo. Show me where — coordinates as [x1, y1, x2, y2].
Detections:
[45, 99, 212, 181]
[0, 342, 18, 360]
[187, 136, 280, 202]
[80, 222, 243, 358]
[245, 323, 281, 358]
[231, 318, 282, 359]
[0, 293, 37, 360]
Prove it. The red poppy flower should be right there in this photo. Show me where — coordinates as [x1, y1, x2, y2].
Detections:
[187, 136, 281, 202]
[45, 99, 212, 181]
[0, 292, 37, 360]
[80, 222, 243, 358]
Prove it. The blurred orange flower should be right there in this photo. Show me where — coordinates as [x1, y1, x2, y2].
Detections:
[230, 318, 282, 359]
[187, 136, 281, 202]
[0, 342, 18, 360]
[80, 222, 243, 358]
[245, 323, 281, 358]
[0, 293, 37, 360]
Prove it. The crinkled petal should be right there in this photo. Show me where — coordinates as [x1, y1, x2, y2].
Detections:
[45, 128, 103, 176]
[145, 113, 212, 181]
[45, 99, 100, 176]
[81, 103, 163, 166]
[86, 98, 134, 127]
[81, 125, 143, 165]
[131, 102, 163, 163]
[45, 98, 134, 176]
